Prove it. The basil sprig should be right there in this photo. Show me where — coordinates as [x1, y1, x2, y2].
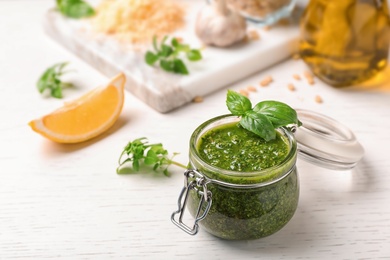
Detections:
[145, 36, 202, 75]
[117, 137, 187, 176]
[56, 0, 95, 19]
[226, 90, 302, 141]
[37, 62, 74, 99]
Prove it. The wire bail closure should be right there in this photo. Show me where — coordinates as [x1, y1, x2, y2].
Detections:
[171, 169, 212, 235]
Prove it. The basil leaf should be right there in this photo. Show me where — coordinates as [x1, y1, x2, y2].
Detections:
[225, 91, 302, 141]
[173, 59, 189, 75]
[144, 150, 158, 165]
[160, 44, 173, 58]
[36, 62, 72, 98]
[145, 51, 159, 65]
[161, 35, 169, 45]
[117, 138, 187, 176]
[150, 144, 166, 155]
[51, 86, 63, 99]
[226, 90, 252, 116]
[253, 101, 301, 128]
[175, 43, 190, 53]
[37, 68, 55, 93]
[160, 59, 175, 72]
[57, 0, 95, 19]
[171, 38, 179, 48]
[240, 111, 276, 141]
[132, 159, 140, 171]
[152, 35, 159, 52]
[186, 49, 202, 61]
[145, 36, 202, 75]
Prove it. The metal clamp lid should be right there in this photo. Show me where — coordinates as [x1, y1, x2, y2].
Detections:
[295, 109, 364, 170]
[171, 170, 212, 235]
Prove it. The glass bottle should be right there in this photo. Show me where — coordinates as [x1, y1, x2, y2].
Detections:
[224, 0, 297, 25]
[299, 0, 390, 87]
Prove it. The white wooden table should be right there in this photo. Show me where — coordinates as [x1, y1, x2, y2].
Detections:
[1, 1, 389, 259]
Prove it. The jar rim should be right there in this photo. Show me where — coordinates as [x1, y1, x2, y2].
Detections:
[189, 114, 297, 186]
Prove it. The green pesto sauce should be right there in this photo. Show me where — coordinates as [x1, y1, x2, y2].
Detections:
[197, 122, 289, 172]
[188, 169, 299, 240]
[187, 122, 299, 240]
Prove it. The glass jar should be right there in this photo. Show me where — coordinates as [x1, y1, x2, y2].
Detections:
[172, 110, 364, 240]
[172, 115, 299, 240]
[210, 0, 297, 25]
[299, 0, 390, 87]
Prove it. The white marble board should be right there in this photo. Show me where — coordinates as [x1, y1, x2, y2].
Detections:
[43, 0, 301, 113]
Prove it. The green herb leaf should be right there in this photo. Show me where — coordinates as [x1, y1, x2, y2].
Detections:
[186, 49, 202, 61]
[226, 90, 252, 116]
[145, 36, 202, 75]
[161, 35, 169, 45]
[51, 85, 63, 99]
[253, 101, 302, 128]
[173, 59, 189, 75]
[133, 159, 140, 171]
[36, 62, 74, 99]
[175, 43, 190, 53]
[145, 51, 159, 65]
[37, 68, 55, 93]
[144, 150, 158, 165]
[241, 111, 276, 141]
[57, 0, 95, 19]
[171, 38, 180, 48]
[117, 137, 187, 176]
[226, 90, 301, 141]
[152, 35, 159, 52]
[160, 59, 175, 72]
[160, 44, 173, 58]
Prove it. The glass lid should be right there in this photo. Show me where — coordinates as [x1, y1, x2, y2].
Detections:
[294, 109, 364, 170]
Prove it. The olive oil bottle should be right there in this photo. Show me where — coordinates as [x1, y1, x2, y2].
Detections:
[300, 0, 390, 87]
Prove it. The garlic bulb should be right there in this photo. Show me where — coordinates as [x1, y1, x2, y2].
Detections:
[195, 0, 247, 47]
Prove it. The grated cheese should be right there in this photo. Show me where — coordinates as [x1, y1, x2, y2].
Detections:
[91, 0, 185, 44]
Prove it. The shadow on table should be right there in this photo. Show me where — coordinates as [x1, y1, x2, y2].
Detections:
[340, 65, 390, 92]
[350, 158, 378, 192]
[212, 210, 324, 253]
[212, 159, 375, 253]
[40, 115, 129, 155]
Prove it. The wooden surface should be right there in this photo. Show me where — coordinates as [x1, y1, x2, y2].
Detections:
[1, 0, 390, 259]
[43, 0, 300, 113]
